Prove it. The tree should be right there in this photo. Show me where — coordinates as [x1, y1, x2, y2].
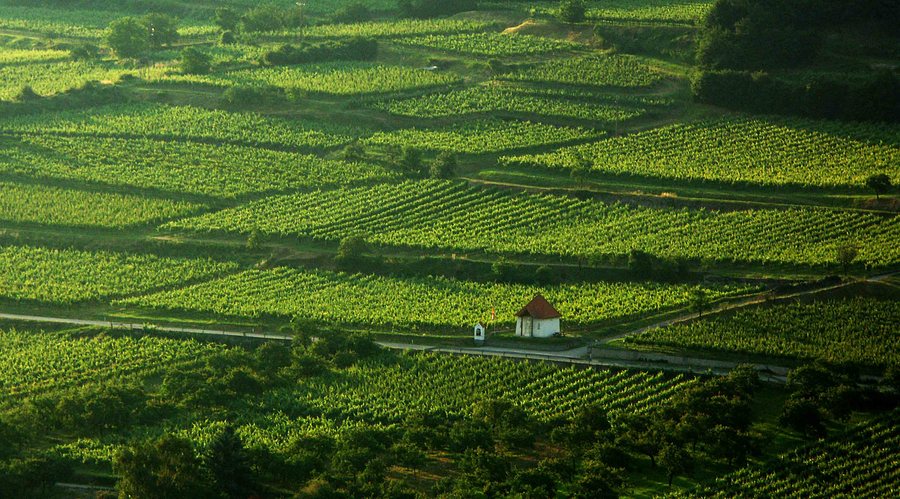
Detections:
[70, 43, 99, 60]
[836, 243, 858, 274]
[865, 173, 892, 199]
[341, 142, 366, 162]
[399, 146, 423, 176]
[491, 258, 516, 281]
[780, 396, 825, 437]
[331, 2, 373, 23]
[627, 249, 654, 278]
[558, 0, 587, 23]
[205, 425, 256, 498]
[214, 8, 240, 32]
[335, 234, 369, 266]
[618, 414, 664, 466]
[658, 443, 692, 487]
[106, 17, 149, 59]
[114, 435, 209, 499]
[140, 14, 179, 48]
[572, 459, 622, 498]
[246, 228, 260, 250]
[13, 85, 39, 102]
[0, 420, 25, 459]
[429, 151, 457, 179]
[181, 47, 211, 74]
[690, 289, 708, 318]
[220, 30, 236, 45]
[0, 457, 73, 497]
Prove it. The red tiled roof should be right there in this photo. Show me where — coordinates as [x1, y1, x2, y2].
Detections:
[515, 294, 561, 319]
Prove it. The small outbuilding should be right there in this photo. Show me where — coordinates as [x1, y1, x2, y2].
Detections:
[473, 323, 486, 342]
[515, 294, 561, 338]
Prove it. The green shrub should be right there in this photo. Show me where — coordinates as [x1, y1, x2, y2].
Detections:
[181, 47, 211, 74]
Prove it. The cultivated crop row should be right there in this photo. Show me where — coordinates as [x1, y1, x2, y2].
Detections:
[286, 352, 699, 423]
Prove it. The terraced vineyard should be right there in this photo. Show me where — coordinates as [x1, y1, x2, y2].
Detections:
[0, 328, 227, 398]
[627, 298, 900, 368]
[531, 0, 715, 25]
[0, 134, 395, 198]
[675, 411, 900, 498]
[164, 63, 462, 96]
[363, 119, 601, 153]
[502, 117, 900, 188]
[396, 32, 579, 56]
[118, 266, 751, 328]
[0, 103, 356, 150]
[0, 245, 236, 304]
[0, 61, 144, 100]
[168, 180, 900, 267]
[0, 47, 69, 64]
[302, 19, 496, 39]
[502, 54, 664, 88]
[372, 83, 646, 122]
[0, 181, 202, 228]
[0, 5, 116, 38]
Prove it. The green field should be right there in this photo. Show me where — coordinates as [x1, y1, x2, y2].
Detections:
[396, 32, 580, 56]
